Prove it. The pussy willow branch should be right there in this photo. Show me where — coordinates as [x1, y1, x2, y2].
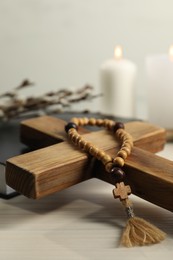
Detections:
[0, 79, 101, 121]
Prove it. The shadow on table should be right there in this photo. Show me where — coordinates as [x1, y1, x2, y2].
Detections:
[1, 178, 172, 238]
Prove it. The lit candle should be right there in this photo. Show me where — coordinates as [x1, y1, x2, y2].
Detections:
[100, 46, 137, 118]
[146, 46, 173, 129]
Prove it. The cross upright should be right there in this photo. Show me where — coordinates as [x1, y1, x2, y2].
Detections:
[5, 115, 173, 212]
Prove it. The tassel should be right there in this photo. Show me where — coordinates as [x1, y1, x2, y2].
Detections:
[121, 216, 166, 247]
[120, 199, 166, 247]
[113, 182, 166, 247]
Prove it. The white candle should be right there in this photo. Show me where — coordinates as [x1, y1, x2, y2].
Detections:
[146, 46, 173, 129]
[100, 46, 137, 118]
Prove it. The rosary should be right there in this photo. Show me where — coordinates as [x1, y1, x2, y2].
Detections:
[65, 117, 166, 247]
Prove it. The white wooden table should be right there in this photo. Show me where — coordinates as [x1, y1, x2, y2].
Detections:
[0, 144, 173, 260]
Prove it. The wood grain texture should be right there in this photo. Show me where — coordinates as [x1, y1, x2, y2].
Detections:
[95, 147, 173, 212]
[20, 116, 89, 149]
[127, 147, 173, 212]
[6, 116, 167, 202]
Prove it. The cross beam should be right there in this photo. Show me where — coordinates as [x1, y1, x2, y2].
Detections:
[5, 116, 173, 212]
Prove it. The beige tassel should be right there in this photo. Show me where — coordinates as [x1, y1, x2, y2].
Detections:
[112, 183, 166, 247]
[120, 199, 166, 247]
[121, 216, 166, 247]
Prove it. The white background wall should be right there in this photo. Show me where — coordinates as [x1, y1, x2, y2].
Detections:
[1, 0, 173, 118]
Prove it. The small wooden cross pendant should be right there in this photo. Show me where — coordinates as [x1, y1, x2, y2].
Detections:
[113, 182, 131, 200]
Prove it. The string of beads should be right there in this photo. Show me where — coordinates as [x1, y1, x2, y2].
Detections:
[65, 117, 133, 183]
[65, 117, 166, 247]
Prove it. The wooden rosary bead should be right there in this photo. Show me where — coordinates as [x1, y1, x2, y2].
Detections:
[103, 119, 110, 128]
[123, 137, 133, 146]
[105, 162, 114, 172]
[65, 122, 78, 133]
[91, 146, 99, 157]
[102, 154, 112, 165]
[68, 128, 77, 139]
[123, 140, 133, 147]
[110, 167, 126, 182]
[88, 118, 97, 125]
[77, 118, 84, 125]
[83, 117, 89, 125]
[116, 129, 126, 139]
[123, 136, 133, 144]
[89, 145, 98, 155]
[113, 156, 125, 167]
[78, 138, 86, 149]
[71, 133, 79, 144]
[96, 119, 104, 126]
[104, 120, 114, 130]
[117, 150, 128, 160]
[84, 142, 93, 151]
[88, 146, 94, 154]
[70, 117, 79, 125]
[121, 147, 131, 155]
[96, 150, 106, 160]
[113, 122, 125, 132]
[122, 143, 132, 150]
[74, 135, 81, 145]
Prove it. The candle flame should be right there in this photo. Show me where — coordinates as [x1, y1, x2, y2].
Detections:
[114, 45, 123, 60]
[169, 45, 173, 61]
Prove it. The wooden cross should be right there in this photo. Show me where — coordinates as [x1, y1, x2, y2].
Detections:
[113, 182, 131, 200]
[5, 116, 173, 212]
